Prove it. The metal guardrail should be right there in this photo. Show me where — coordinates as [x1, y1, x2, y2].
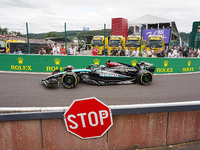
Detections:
[0, 101, 200, 122]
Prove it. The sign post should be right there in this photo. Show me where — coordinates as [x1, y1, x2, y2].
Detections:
[64, 97, 113, 139]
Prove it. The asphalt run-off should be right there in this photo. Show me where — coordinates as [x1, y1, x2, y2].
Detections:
[0, 72, 200, 107]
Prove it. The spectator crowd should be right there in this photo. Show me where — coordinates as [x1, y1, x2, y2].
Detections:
[0, 35, 81, 55]
[1, 35, 200, 58]
[92, 46, 200, 58]
[37, 43, 77, 55]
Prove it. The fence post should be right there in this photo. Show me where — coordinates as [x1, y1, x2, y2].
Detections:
[167, 28, 172, 57]
[104, 24, 106, 55]
[64, 23, 67, 51]
[26, 22, 30, 54]
[139, 26, 144, 56]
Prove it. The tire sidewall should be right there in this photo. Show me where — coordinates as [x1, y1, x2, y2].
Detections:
[137, 70, 153, 85]
[61, 72, 78, 88]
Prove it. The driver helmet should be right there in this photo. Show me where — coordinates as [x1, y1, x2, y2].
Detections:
[64, 65, 75, 71]
[99, 65, 106, 70]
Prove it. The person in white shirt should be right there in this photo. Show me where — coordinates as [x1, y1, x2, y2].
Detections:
[51, 43, 60, 55]
[197, 48, 200, 58]
[132, 48, 139, 57]
[142, 48, 148, 57]
[126, 46, 130, 56]
[173, 47, 178, 58]
[168, 50, 174, 58]
[69, 44, 77, 55]
[148, 48, 155, 57]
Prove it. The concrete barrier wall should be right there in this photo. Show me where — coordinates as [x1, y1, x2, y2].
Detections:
[0, 107, 200, 149]
[1, 54, 200, 74]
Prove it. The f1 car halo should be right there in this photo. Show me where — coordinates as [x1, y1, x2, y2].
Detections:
[42, 60, 156, 88]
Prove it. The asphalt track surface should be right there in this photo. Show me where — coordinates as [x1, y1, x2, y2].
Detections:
[0, 72, 200, 107]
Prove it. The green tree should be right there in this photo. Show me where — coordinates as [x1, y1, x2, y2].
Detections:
[0, 26, 2, 34]
[16, 31, 22, 36]
[0, 26, 9, 34]
[77, 29, 111, 39]
[2, 27, 8, 34]
[45, 32, 61, 38]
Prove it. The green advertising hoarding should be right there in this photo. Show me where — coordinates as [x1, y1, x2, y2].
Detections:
[0, 54, 200, 74]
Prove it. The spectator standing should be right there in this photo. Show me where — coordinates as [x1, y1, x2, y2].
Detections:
[188, 48, 193, 58]
[117, 46, 125, 56]
[69, 44, 77, 55]
[142, 48, 148, 57]
[168, 50, 174, 58]
[14, 47, 22, 54]
[132, 48, 139, 57]
[102, 46, 108, 56]
[157, 49, 165, 57]
[0, 49, 5, 53]
[194, 47, 197, 52]
[51, 43, 60, 55]
[176, 51, 182, 58]
[60, 45, 66, 55]
[77, 45, 81, 54]
[110, 46, 118, 56]
[193, 49, 198, 57]
[183, 48, 188, 58]
[173, 47, 178, 57]
[46, 44, 52, 54]
[197, 48, 200, 58]
[148, 48, 155, 57]
[91, 47, 98, 56]
[0, 46, 6, 53]
[126, 46, 131, 56]
[67, 45, 71, 55]
[38, 46, 46, 54]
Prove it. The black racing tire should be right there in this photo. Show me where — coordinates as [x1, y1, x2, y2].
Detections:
[137, 70, 153, 85]
[61, 72, 78, 88]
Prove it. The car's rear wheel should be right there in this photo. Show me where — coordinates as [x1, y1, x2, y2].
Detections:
[61, 72, 78, 88]
[137, 70, 153, 85]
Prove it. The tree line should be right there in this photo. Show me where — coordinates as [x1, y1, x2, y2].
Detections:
[29, 29, 112, 40]
[0, 25, 190, 43]
[0, 26, 22, 36]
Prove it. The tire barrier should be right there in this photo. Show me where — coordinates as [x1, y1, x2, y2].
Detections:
[0, 101, 200, 149]
[0, 54, 200, 74]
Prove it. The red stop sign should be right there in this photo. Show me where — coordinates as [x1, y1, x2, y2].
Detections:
[64, 97, 113, 139]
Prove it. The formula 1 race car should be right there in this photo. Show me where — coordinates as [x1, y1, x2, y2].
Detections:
[42, 60, 156, 89]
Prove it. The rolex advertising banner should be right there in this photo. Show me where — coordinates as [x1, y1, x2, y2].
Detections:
[0, 54, 200, 74]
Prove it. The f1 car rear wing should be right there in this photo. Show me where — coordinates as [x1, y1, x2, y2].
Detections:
[137, 61, 156, 73]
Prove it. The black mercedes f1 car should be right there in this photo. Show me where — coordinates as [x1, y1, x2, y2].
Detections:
[42, 60, 156, 88]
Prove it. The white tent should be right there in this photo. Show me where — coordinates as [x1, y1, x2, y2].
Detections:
[128, 14, 179, 39]
[129, 14, 172, 26]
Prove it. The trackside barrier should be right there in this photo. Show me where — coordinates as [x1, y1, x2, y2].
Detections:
[0, 101, 200, 149]
[1, 54, 200, 74]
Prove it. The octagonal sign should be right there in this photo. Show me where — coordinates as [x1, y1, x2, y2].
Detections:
[64, 97, 113, 139]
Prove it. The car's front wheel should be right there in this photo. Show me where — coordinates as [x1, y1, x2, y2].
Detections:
[61, 72, 78, 88]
